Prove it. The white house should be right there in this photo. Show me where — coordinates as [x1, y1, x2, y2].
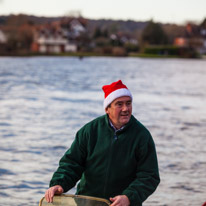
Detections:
[69, 19, 86, 38]
[0, 30, 7, 43]
[31, 18, 88, 53]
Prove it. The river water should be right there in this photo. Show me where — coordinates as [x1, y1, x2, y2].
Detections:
[0, 56, 205, 206]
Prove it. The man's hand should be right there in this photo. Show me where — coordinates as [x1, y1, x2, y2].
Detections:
[110, 195, 130, 206]
[45, 185, 64, 203]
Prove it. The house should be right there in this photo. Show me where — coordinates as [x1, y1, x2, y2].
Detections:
[31, 28, 77, 53]
[174, 23, 206, 55]
[67, 18, 86, 39]
[31, 18, 87, 54]
[0, 29, 7, 43]
[0, 29, 7, 53]
[200, 22, 206, 54]
[174, 37, 188, 47]
[110, 32, 138, 45]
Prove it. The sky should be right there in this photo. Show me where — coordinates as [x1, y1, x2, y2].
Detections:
[0, 0, 206, 24]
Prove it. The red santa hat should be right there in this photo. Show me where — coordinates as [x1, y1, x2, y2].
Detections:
[102, 80, 132, 109]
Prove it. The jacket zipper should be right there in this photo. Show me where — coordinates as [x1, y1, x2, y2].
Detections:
[103, 131, 117, 197]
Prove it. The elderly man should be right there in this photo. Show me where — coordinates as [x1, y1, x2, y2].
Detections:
[45, 80, 160, 206]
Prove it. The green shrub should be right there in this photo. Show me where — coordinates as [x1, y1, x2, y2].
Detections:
[143, 46, 199, 58]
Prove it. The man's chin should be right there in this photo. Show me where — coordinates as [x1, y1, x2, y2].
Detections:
[120, 117, 130, 124]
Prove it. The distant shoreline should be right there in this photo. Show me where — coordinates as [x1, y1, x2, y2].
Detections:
[0, 52, 204, 59]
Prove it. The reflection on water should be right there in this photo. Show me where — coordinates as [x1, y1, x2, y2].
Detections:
[0, 57, 206, 206]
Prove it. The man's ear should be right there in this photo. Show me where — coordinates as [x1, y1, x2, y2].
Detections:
[105, 107, 109, 114]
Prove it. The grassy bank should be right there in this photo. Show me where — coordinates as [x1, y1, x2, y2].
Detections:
[0, 51, 203, 59]
[128, 53, 179, 58]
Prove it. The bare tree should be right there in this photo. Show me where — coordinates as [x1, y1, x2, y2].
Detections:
[64, 10, 82, 18]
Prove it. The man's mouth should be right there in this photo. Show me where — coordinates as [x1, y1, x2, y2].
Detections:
[121, 113, 129, 117]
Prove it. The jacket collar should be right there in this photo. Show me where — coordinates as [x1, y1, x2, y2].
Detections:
[105, 114, 133, 133]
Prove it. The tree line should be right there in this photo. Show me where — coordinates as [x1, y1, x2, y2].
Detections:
[0, 14, 206, 57]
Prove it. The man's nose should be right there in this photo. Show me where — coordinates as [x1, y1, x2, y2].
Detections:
[122, 104, 129, 111]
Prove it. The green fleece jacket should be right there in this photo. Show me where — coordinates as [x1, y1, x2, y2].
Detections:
[50, 114, 160, 206]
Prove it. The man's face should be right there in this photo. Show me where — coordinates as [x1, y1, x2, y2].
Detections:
[105, 96, 132, 129]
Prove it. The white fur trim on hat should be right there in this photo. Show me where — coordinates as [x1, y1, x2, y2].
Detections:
[104, 88, 132, 109]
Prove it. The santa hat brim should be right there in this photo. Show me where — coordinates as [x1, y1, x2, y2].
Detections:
[104, 88, 132, 109]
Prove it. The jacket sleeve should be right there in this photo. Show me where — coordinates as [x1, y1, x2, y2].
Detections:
[49, 130, 87, 193]
[122, 133, 160, 206]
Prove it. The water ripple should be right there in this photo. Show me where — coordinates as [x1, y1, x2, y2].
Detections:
[0, 168, 15, 176]
[0, 57, 206, 206]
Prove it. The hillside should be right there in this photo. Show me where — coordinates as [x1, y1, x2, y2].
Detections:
[0, 14, 148, 35]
